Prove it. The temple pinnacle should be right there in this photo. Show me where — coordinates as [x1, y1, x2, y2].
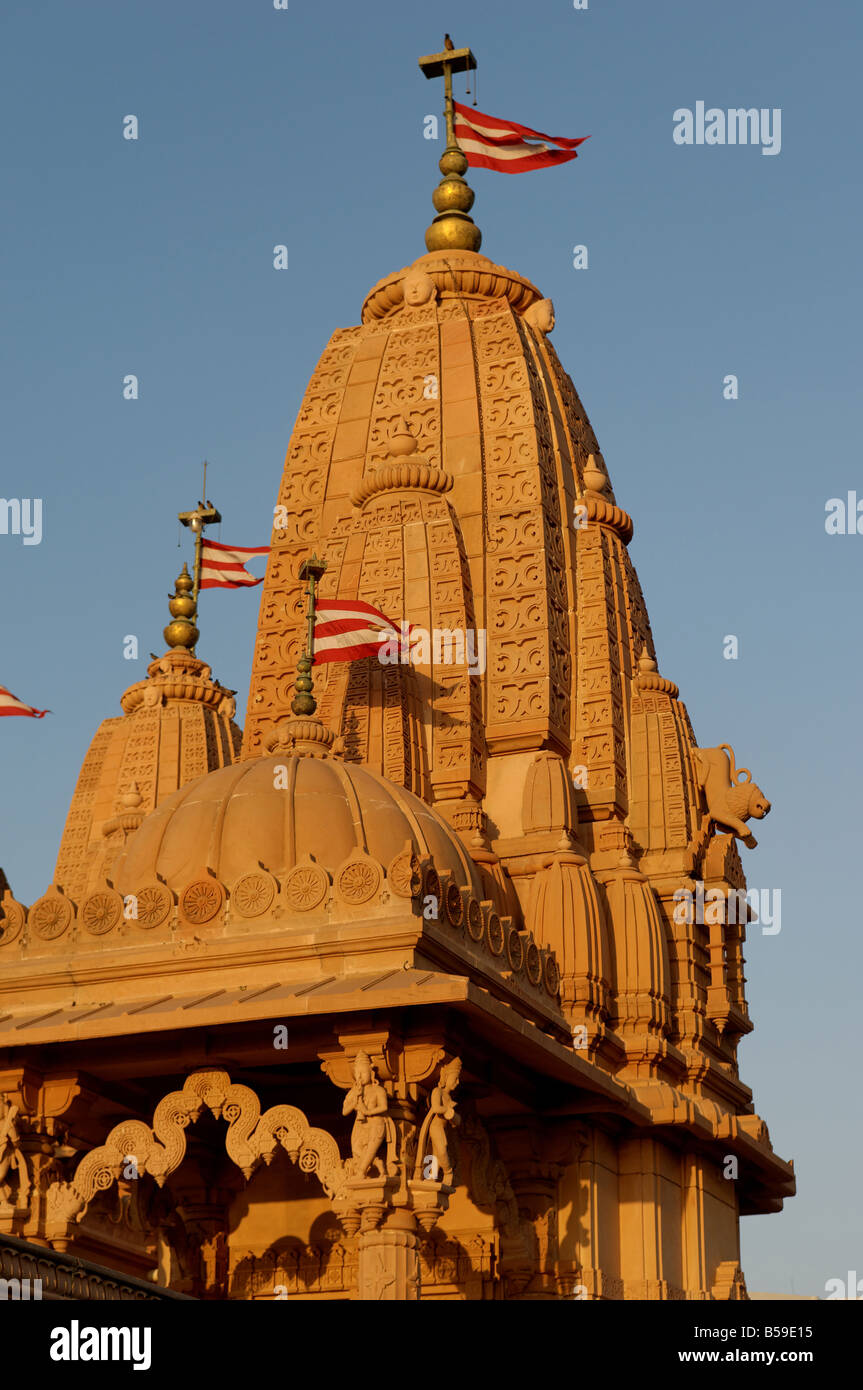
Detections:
[419, 38, 482, 252]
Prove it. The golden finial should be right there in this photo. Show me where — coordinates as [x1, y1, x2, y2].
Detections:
[163, 563, 200, 650]
[419, 38, 481, 252]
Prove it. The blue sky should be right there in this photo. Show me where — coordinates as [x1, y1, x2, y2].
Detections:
[1, 0, 860, 1296]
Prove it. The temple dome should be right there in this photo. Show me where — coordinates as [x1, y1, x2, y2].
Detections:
[115, 753, 484, 902]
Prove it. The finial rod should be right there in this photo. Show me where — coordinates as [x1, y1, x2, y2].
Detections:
[418, 40, 482, 253]
[291, 555, 327, 717]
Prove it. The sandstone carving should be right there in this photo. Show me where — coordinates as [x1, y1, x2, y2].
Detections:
[695, 744, 772, 849]
[342, 1052, 397, 1180]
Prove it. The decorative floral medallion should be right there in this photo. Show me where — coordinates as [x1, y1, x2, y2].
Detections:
[525, 939, 542, 986]
[81, 889, 123, 936]
[387, 847, 421, 899]
[543, 953, 561, 998]
[284, 862, 328, 912]
[30, 893, 74, 940]
[466, 899, 484, 942]
[180, 878, 224, 924]
[231, 871, 276, 919]
[444, 881, 464, 927]
[487, 912, 505, 957]
[505, 925, 524, 973]
[0, 897, 25, 946]
[335, 857, 382, 905]
[423, 867, 442, 908]
[133, 883, 173, 930]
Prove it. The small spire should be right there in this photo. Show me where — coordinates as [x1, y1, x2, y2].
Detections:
[419, 38, 481, 252]
[163, 563, 200, 650]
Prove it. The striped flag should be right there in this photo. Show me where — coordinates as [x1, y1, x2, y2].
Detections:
[0, 685, 49, 718]
[200, 538, 270, 589]
[314, 599, 402, 665]
[453, 101, 588, 173]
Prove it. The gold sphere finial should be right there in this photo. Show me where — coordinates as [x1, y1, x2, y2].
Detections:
[164, 564, 200, 650]
[419, 37, 482, 253]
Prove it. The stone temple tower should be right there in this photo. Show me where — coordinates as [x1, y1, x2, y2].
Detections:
[0, 47, 792, 1300]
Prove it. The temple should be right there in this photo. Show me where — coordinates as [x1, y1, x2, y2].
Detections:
[0, 40, 793, 1300]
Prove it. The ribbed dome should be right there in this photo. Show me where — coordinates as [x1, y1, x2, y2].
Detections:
[115, 754, 484, 899]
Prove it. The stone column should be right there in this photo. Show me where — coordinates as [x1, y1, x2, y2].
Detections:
[357, 1210, 419, 1301]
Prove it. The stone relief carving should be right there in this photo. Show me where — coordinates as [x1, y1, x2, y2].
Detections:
[0, 1095, 30, 1214]
[342, 1052, 397, 1179]
[413, 1058, 461, 1184]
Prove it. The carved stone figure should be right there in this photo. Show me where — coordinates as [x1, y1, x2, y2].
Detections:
[402, 269, 437, 308]
[415, 1057, 461, 1185]
[695, 744, 771, 849]
[0, 1095, 30, 1211]
[524, 297, 555, 333]
[342, 1052, 396, 1179]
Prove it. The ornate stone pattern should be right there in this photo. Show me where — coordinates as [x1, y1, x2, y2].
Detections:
[335, 854, 382, 906]
[242, 328, 369, 757]
[46, 1070, 348, 1232]
[133, 882, 173, 930]
[0, 895, 25, 947]
[231, 1239, 357, 1300]
[230, 871, 277, 919]
[180, 877, 225, 925]
[630, 690, 701, 855]
[475, 304, 567, 753]
[387, 845, 422, 899]
[283, 860, 329, 912]
[53, 648, 242, 908]
[80, 888, 123, 936]
[29, 892, 74, 941]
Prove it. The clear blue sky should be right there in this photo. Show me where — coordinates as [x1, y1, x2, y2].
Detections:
[2, 0, 860, 1297]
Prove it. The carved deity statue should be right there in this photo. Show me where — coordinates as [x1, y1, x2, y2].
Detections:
[414, 1057, 462, 1185]
[402, 270, 438, 308]
[342, 1052, 396, 1179]
[0, 1094, 30, 1210]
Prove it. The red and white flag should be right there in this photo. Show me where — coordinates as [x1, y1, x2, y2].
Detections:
[200, 538, 270, 590]
[0, 685, 49, 718]
[313, 599, 402, 665]
[453, 101, 588, 173]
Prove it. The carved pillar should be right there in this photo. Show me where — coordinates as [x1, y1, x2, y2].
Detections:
[357, 1209, 420, 1302]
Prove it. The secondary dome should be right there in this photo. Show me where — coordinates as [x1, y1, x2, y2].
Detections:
[115, 754, 484, 901]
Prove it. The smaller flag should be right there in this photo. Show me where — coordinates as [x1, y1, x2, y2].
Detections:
[314, 599, 401, 665]
[0, 685, 49, 718]
[200, 538, 270, 590]
[453, 101, 588, 174]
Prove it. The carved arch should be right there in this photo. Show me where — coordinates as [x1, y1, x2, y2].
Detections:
[46, 1069, 346, 1229]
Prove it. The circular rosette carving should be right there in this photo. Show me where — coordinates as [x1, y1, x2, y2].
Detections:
[180, 877, 225, 925]
[505, 925, 524, 973]
[231, 870, 277, 919]
[423, 866, 442, 911]
[133, 882, 173, 930]
[335, 853, 382, 906]
[525, 938, 542, 986]
[30, 892, 74, 940]
[284, 860, 329, 912]
[466, 899, 484, 942]
[543, 952, 561, 998]
[444, 881, 464, 927]
[487, 912, 505, 957]
[0, 897, 25, 946]
[81, 888, 123, 936]
[387, 845, 421, 899]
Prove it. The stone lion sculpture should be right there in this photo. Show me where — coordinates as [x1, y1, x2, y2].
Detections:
[694, 744, 771, 849]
